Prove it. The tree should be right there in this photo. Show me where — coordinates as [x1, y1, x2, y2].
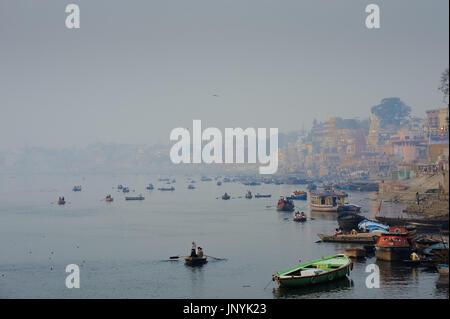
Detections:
[438, 68, 449, 104]
[370, 98, 411, 127]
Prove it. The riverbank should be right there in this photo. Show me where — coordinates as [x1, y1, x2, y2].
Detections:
[377, 172, 449, 218]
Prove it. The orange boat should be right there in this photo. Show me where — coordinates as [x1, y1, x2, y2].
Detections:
[57, 197, 66, 205]
[105, 195, 114, 202]
[375, 226, 415, 261]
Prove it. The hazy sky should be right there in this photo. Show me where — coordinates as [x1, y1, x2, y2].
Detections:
[0, 0, 448, 149]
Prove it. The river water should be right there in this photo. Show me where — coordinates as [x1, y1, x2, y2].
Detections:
[0, 174, 448, 298]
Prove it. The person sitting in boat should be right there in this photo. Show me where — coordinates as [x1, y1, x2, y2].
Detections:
[350, 229, 357, 235]
[334, 228, 343, 236]
[411, 251, 420, 261]
[190, 248, 197, 258]
[197, 247, 204, 257]
[300, 211, 305, 217]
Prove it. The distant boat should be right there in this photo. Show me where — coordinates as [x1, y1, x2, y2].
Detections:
[245, 191, 252, 199]
[146, 183, 154, 190]
[222, 193, 230, 200]
[287, 191, 307, 200]
[72, 185, 82, 192]
[188, 184, 195, 189]
[217, 181, 222, 186]
[125, 194, 145, 201]
[272, 254, 352, 288]
[158, 186, 175, 191]
[57, 197, 66, 205]
[277, 197, 294, 211]
[201, 176, 213, 182]
[293, 212, 307, 222]
[255, 193, 271, 198]
[184, 256, 208, 266]
[105, 195, 113, 202]
[117, 185, 123, 190]
[309, 189, 346, 212]
[122, 187, 130, 193]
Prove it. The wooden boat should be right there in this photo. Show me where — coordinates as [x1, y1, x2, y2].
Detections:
[337, 212, 365, 231]
[222, 193, 230, 200]
[293, 216, 307, 222]
[277, 197, 294, 211]
[125, 195, 145, 200]
[344, 248, 366, 258]
[158, 186, 175, 191]
[437, 264, 449, 275]
[337, 204, 361, 212]
[245, 191, 252, 199]
[375, 226, 415, 261]
[309, 190, 346, 212]
[317, 232, 381, 244]
[255, 193, 271, 198]
[184, 256, 208, 266]
[272, 254, 352, 288]
[375, 216, 448, 230]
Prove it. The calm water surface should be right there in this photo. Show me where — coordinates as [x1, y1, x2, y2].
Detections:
[0, 174, 448, 298]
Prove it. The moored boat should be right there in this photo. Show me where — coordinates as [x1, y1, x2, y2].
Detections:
[188, 184, 195, 189]
[344, 248, 366, 258]
[375, 226, 415, 261]
[309, 190, 346, 212]
[317, 232, 381, 244]
[337, 212, 365, 231]
[288, 191, 307, 200]
[245, 191, 252, 199]
[146, 183, 154, 190]
[272, 254, 352, 288]
[437, 264, 449, 276]
[222, 193, 230, 200]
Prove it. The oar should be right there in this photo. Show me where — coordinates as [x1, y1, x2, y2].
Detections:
[169, 255, 186, 259]
[205, 255, 227, 261]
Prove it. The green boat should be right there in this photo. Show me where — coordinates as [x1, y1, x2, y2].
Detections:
[272, 254, 352, 288]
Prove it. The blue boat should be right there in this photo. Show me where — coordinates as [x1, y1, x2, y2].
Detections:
[288, 191, 307, 200]
[122, 187, 130, 193]
[146, 183, 154, 190]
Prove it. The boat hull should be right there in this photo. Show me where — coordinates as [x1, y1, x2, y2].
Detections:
[375, 246, 411, 261]
[184, 257, 208, 266]
[310, 204, 341, 212]
[318, 233, 380, 244]
[273, 255, 352, 288]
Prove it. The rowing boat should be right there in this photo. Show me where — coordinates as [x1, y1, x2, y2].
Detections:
[272, 254, 352, 288]
[184, 256, 208, 266]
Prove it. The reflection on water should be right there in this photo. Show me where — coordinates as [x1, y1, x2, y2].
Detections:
[272, 277, 354, 299]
